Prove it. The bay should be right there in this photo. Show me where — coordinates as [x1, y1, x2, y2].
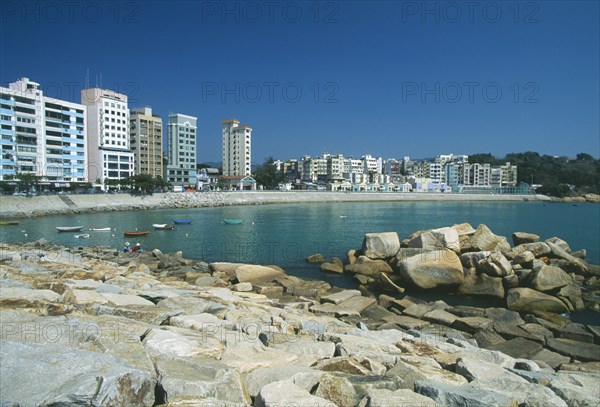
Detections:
[2, 201, 598, 276]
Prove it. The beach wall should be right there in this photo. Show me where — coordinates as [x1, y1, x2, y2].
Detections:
[0, 191, 552, 218]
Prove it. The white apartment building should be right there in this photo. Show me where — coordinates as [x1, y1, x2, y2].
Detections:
[327, 154, 345, 182]
[167, 113, 197, 186]
[130, 107, 163, 177]
[222, 119, 251, 177]
[81, 88, 133, 187]
[468, 163, 491, 186]
[362, 154, 382, 175]
[1, 78, 87, 183]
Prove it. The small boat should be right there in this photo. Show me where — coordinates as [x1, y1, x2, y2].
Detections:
[173, 219, 193, 225]
[124, 231, 149, 237]
[153, 224, 175, 230]
[56, 226, 84, 232]
[74, 234, 90, 239]
[223, 219, 243, 225]
[0, 221, 19, 225]
[90, 227, 111, 231]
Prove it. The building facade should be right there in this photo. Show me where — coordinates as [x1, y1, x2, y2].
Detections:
[222, 119, 252, 177]
[166, 113, 197, 186]
[130, 107, 163, 177]
[81, 88, 133, 187]
[1, 78, 87, 183]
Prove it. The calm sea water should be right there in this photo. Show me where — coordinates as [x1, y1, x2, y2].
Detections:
[1, 201, 599, 323]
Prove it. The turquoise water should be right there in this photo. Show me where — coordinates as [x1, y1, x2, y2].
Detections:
[2, 201, 598, 278]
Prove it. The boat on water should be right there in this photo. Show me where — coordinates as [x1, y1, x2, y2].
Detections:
[124, 231, 150, 237]
[223, 219, 243, 225]
[0, 221, 19, 225]
[74, 234, 90, 239]
[153, 224, 176, 230]
[173, 219, 193, 225]
[90, 227, 111, 231]
[56, 226, 84, 232]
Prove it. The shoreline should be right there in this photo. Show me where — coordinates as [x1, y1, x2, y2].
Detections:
[1, 237, 598, 405]
[0, 191, 556, 218]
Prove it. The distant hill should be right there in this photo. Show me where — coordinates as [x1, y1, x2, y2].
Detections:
[469, 152, 599, 197]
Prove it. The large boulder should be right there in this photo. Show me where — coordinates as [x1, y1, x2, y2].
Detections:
[362, 232, 400, 259]
[235, 265, 285, 284]
[463, 224, 511, 253]
[255, 380, 333, 407]
[546, 241, 588, 274]
[407, 227, 460, 254]
[459, 251, 491, 268]
[155, 356, 251, 404]
[529, 265, 572, 292]
[458, 269, 505, 299]
[0, 341, 154, 406]
[506, 288, 569, 313]
[476, 252, 513, 277]
[506, 242, 551, 260]
[512, 232, 540, 246]
[399, 250, 464, 289]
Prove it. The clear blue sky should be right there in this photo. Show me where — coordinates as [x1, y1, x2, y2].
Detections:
[1, 1, 598, 163]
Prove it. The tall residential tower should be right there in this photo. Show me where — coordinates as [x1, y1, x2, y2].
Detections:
[130, 107, 163, 177]
[222, 119, 252, 177]
[81, 88, 133, 187]
[166, 113, 197, 186]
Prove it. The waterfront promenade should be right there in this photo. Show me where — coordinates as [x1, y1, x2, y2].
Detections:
[0, 191, 552, 218]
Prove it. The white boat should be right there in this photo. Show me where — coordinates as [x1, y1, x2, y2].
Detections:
[56, 226, 84, 232]
[153, 223, 175, 230]
[90, 227, 111, 231]
[74, 234, 90, 239]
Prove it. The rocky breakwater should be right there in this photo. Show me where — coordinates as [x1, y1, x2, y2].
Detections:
[0, 239, 599, 406]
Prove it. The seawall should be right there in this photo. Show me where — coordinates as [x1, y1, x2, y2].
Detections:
[0, 191, 552, 218]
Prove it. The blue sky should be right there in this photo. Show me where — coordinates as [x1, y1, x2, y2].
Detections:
[1, 0, 598, 163]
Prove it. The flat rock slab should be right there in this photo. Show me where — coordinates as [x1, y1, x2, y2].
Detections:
[245, 366, 323, 398]
[321, 289, 361, 305]
[310, 303, 360, 318]
[362, 388, 442, 407]
[415, 379, 519, 407]
[527, 348, 570, 369]
[383, 314, 431, 330]
[338, 295, 376, 314]
[256, 380, 333, 407]
[488, 337, 543, 359]
[100, 293, 155, 306]
[452, 317, 493, 334]
[547, 338, 600, 362]
[0, 287, 62, 307]
[422, 309, 458, 326]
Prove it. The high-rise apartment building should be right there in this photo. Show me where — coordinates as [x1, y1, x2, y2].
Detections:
[130, 107, 163, 177]
[81, 88, 133, 187]
[222, 119, 251, 177]
[1, 78, 87, 183]
[167, 113, 197, 186]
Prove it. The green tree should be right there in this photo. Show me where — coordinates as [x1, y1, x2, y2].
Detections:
[254, 157, 284, 190]
[6, 172, 41, 193]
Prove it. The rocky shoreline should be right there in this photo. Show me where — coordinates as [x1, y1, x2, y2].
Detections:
[0, 223, 599, 406]
[0, 191, 558, 219]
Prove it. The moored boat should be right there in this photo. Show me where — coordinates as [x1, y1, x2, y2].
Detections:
[56, 226, 84, 232]
[153, 224, 175, 230]
[0, 221, 19, 225]
[90, 227, 111, 231]
[74, 234, 90, 239]
[223, 219, 243, 225]
[172, 219, 193, 225]
[123, 231, 150, 237]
